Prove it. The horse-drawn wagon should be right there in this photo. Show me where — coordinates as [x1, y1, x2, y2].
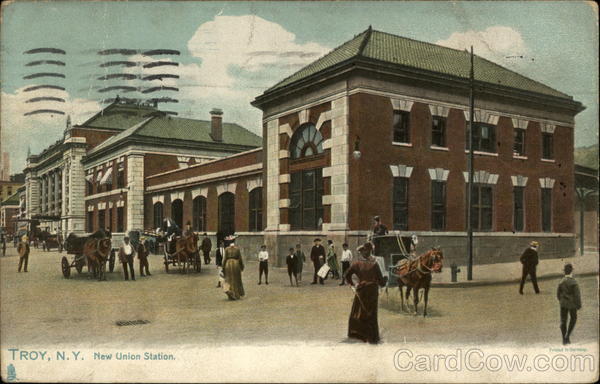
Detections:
[61, 232, 116, 279]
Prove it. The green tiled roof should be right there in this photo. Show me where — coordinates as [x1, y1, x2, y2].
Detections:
[81, 102, 157, 130]
[137, 117, 262, 147]
[1, 192, 20, 206]
[266, 28, 570, 99]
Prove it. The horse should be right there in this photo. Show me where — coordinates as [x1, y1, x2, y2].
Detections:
[173, 234, 198, 274]
[391, 248, 444, 317]
[83, 238, 112, 281]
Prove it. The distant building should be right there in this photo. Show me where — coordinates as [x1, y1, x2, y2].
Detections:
[0, 152, 10, 181]
[22, 99, 261, 235]
[0, 179, 23, 203]
[1, 192, 20, 237]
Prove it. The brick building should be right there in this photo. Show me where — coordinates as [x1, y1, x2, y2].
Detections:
[1, 192, 20, 237]
[248, 28, 584, 265]
[23, 99, 261, 237]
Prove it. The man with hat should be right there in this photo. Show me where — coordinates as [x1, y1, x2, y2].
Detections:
[137, 236, 151, 277]
[201, 232, 212, 265]
[118, 236, 136, 281]
[310, 238, 326, 285]
[372, 216, 389, 237]
[17, 235, 30, 272]
[519, 241, 540, 294]
[557, 263, 582, 345]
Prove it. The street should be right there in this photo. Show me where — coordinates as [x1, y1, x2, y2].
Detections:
[1, 246, 598, 348]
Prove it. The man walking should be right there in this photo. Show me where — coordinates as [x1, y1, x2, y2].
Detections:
[137, 237, 151, 277]
[17, 235, 30, 272]
[215, 240, 226, 288]
[294, 243, 305, 283]
[310, 238, 326, 285]
[339, 243, 352, 286]
[286, 247, 299, 286]
[201, 233, 212, 265]
[557, 263, 582, 345]
[119, 236, 136, 281]
[519, 241, 540, 294]
[258, 244, 269, 285]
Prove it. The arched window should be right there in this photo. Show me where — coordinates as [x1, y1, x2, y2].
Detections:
[193, 196, 207, 232]
[153, 202, 163, 230]
[218, 192, 235, 236]
[248, 187, 263, 232]
[171, 199, 183, 229]
[290, 123, 324, 159]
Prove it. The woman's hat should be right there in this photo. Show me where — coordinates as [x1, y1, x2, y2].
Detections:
[314, 238, 321, 242]
[530, 241, 539, 247]
[224, 235, 237, 241]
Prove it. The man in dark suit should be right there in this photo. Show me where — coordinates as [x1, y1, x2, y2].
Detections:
[519, 241, 540, 294]
[372, 216, 389, 236]
[215, 240, 225, 288]
[310, 238, 326, 285]
[557, 263, 582, 345]
[201, 233, 212, 264]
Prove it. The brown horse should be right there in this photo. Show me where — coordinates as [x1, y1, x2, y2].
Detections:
[173, 234, 198, 274]
[84, 238, 112, 281]
[392, 248, 444, 317]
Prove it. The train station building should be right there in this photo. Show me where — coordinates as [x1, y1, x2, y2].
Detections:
[23, 28, 584, 266]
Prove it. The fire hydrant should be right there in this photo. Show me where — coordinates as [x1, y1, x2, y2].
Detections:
[450, 263, 461, 283]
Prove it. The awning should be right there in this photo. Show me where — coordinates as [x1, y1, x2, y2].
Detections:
[85, 174, 94, 182]
[99, 167, 113, 185]
[95, 170, 103, 184]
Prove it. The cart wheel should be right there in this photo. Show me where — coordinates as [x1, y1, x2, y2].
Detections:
[61, 256, 71, 278]
[75, 258, 85, 274]
[109, 252, 115, 273]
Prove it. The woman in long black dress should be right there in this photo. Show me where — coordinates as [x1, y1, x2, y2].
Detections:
[344, 242, 387, 344]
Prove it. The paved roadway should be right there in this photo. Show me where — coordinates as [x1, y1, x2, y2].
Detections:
[1, 246, 598, 348]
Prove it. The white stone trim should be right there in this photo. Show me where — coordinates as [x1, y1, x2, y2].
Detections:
[279, 199, 290, 208]
[322, 167, 333, 178]
[246, 177, 263, 192]
[428, 104, 450, 117]
[191, 187, 208, 199]
[97, 202, 106, 210]
[539, 177, 555, 189]
[279, 149, 290, 159]
[390, 98, 414, 112]
[511, 175, 529, 187]
[346, 87, 574, 128]
[389, 164, 414, 178]
[177, 156, 190, 169]
[298, 109, 309, 125]
[108, 202, 114, 209]
[512, 118, 529, 130]
[322, 138, 333, 150]
[152, 195, 165, 205]
[84, 188, 128, 201]
[116, 200, 125, 208]
[278, 123, 293, 137]
[170, 191, 184, 202]
[463, 109, 500, 125]
[316, 110, 332, 131]
[278, 224, 291, 232]
[279, 174, 291, 184]
[428, 168, 450, 181]
[216, 182, 236, 196]
[322, 195, 333, 205]
[87, 205, 94, 212]
[463, 170, 499, 185]
[541, 123, 556, 134]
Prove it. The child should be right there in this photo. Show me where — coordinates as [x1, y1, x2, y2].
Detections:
[286, 247, 299, 287]
[258, 244, 269, 285]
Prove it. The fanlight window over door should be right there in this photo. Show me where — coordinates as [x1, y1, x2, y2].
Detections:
[290, 123, 324, 159]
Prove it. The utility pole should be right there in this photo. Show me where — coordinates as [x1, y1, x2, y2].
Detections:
[467, 46, 475, 281]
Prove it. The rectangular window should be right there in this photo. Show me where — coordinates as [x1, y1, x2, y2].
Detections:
[108, 207, 114, 232]
[98, 209, 105, 231]
[289, 169, 323, 230]
[470, 184, 493, 231]
[431, 116, 446, 147]
[541, 188, 552, 232]
[431, 181, 446, 231]
[87, 211, 94, 233]
[467, 123, 496, 153]
[393, 177, 409, 230]
[513, 186, 525, 232]
[514, 129, 526, 156]
[542, 133, 554, 159]
[87, 180, 93, 196]
[393, 110, 410, 143]
[117, 207, 124, 232]
[117, 163, 125, 189]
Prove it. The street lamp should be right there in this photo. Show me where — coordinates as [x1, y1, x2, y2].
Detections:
[352, 136, 361, 160]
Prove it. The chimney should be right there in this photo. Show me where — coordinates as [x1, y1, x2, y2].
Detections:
[210, 108, 223, 142]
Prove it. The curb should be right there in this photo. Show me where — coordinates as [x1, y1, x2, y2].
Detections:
[431, 271, 598, 288]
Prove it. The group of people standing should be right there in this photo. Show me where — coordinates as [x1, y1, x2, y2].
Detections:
[117, 235, 152, 281]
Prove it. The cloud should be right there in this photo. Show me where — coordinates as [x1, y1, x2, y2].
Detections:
[436, 26, 527, 64]
[1, 87, 100, 174]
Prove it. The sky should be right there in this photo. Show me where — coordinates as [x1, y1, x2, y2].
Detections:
[1, 1, 598, 174]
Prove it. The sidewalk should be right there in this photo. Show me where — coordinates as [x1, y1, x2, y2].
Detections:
[432, 251, 598, 288]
